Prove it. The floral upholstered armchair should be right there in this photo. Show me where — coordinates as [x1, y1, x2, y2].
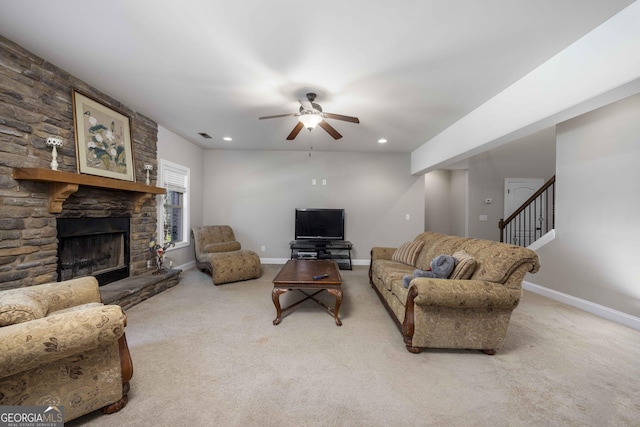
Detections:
[192, 225, 262, 285]
[0, 277, 133, 422]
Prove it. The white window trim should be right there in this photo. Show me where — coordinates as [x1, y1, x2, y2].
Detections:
[158, 159, 190, 251]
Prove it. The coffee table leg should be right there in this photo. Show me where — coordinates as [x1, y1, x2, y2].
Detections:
[327, 288, 343, 326]
[272, 288, 287, 325]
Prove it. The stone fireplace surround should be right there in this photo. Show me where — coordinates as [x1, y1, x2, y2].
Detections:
[0, 35, 180, 306]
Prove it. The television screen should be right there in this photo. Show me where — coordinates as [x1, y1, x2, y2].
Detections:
[295, 208, 345, 241]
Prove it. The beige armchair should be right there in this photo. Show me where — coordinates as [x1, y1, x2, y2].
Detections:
[192, 225, 262, 285]
[0, 277, 133, 422]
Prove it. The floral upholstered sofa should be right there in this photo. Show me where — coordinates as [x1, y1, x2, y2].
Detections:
[369, 231, 540, 354]
[0, 277, 133, 422]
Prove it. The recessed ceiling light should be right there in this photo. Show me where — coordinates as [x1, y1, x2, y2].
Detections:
[223, 137, 232, 141]
[378, 138, 387, 144]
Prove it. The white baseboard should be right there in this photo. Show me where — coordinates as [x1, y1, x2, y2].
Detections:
[259, 258, 371, 266]
[523, 281, 640, 331]
[185, 254, 639, 330]
[174, 260, 196, 271]
[179, 258, 372, 269]
[259, 258, 289, 264]
[185, 257, 640, 330]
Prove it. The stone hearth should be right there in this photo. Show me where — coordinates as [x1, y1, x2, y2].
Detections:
[100, 268, 181, 310]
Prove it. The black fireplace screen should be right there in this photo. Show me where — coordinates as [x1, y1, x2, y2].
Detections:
[57, 217, 130, 285]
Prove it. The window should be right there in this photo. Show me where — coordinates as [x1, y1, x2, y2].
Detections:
[158, 159, 190, 249]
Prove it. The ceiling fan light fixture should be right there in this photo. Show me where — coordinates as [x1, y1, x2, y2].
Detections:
[298, 113, 323, 130]
[259, 93, 358, 140]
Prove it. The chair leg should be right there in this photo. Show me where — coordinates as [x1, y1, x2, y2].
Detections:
[102, 333, 133, 414]
[101, 391, 128, 414]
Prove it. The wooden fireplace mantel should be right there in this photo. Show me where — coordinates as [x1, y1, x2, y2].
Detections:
[12, 168, 166, 214]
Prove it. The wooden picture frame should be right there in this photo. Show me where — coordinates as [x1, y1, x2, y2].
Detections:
[72, 89, 135, 182]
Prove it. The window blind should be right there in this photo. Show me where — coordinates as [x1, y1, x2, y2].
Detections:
[163, 164, 188, 193]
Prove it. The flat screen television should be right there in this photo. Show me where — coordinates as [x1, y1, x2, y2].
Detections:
[295, 208, 345, 241]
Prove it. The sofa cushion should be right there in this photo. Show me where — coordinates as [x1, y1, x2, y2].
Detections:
[372, 259, 415, 291]
[390, 277, 410, 303]
[204, 241, 241, 253]
[46, 302, 104, 317]
[0, 290, 48, 327]
[203, 250, 262, 285]
[414, 233, 464, 271]
[450, 250, 477, 280]
[192, 225, 237, 255]
[391, 240, 424, 266]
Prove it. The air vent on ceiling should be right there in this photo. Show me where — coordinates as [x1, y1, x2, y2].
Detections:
[198, 132, 212, 139]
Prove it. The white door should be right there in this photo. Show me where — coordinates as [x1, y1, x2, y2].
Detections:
[504, 178, 544, 246]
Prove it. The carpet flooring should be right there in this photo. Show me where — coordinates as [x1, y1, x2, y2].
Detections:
[68, 265, 640, 426]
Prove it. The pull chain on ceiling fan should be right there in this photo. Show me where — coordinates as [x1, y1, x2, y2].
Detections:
[259, 93, 359, 140]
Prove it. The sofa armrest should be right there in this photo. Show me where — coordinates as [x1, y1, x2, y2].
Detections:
[30, 277, 103, 312]
[371, 247, 396, 262]
[0, 305, 126, 378]
[410, 278, 521, 310]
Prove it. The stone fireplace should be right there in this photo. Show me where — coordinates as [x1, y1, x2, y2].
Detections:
[57, 217, 130, 285]
[0, 35, 173, 298]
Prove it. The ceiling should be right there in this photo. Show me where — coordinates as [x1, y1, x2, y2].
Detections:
[0, 0, 634, 153]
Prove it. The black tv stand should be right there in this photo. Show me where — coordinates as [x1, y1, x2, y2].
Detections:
[289, 240, 352, 270]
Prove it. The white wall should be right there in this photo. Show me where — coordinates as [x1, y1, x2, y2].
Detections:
[202, 150, 424, 262]
[411, 2, 640, 175]
[450, 170, 468, 237]
[531, 92, 640, 318]
[424, 170, 452, 234]
[156, 126, 204, 268]
[424, 169, 468, 237]
[427, 130, 555, 241]
[466, 128, 556, 241]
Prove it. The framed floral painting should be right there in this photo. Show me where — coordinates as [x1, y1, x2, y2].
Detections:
[72, 89, 135, 181]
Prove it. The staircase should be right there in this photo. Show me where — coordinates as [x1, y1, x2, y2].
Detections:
[499, 176, 555, 247]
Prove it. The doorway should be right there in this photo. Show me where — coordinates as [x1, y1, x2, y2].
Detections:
[503, 178, 544, 246]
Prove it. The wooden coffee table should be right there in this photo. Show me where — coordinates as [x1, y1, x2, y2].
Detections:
[272, 259, 343, 326]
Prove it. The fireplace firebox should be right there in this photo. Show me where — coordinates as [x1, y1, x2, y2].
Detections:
[57, 217, 130, 286]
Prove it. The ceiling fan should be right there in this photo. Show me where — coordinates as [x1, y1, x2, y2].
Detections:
[259, 93, 359, 140]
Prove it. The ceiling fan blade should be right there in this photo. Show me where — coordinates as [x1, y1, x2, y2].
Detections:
[286, 122, 305, 140]
[298, 98, 314, 112]
[323, 112, 360, 123]
[259, 113, 297, 120]
[318, 120, 342, 140]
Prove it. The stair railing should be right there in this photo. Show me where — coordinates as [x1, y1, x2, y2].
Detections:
[499, 176, 555, 246]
